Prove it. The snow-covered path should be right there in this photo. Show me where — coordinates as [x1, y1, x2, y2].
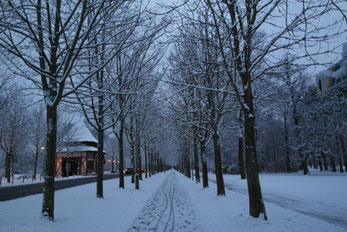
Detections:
[127, 171, 202, 232]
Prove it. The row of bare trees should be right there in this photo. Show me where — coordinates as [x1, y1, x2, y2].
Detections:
[165, 0, 345, 220]
[0, 0, 169, 220]
[0, 0, 345, 222]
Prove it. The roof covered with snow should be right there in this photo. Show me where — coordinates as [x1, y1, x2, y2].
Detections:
[58, 145, 98, 153]
[69, 115, 98, 143]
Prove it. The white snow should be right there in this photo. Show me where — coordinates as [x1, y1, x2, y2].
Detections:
[68, 114, 97, 143]
[58, 144, 99, 153]
[0, 174, 97, 188]
[185, 171, 347, 232]
[207, 170, 347, 231]
[0, 174, 168, 232]
[220, 170, 347, 214]
[128, 171, 202, 231]
[1, 170, 346, 232]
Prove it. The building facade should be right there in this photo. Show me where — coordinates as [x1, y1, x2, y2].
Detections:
[55, 119, 105, 176]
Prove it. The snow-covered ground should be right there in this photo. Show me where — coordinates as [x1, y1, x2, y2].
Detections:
[209, 170, 347, 229]
[128, 171, 202, 232]
[0, 173, 167, 232]
[184, 171, 347, 232]
[0, 174, 99, 188]
[0, 170, 346, 232]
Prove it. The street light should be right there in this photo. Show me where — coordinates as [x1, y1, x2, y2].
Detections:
[109, 157, 115, 173]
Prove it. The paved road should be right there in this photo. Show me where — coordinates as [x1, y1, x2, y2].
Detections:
[128, 171, 202, 232]
[0, 174, 119, 201]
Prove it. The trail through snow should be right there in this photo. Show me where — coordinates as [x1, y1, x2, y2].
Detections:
[127, 171, 202, 232]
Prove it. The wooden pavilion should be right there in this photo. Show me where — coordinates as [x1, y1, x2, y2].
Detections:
[55, 120, 105, 177]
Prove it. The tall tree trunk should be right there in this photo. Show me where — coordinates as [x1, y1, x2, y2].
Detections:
[238, 111, 246, 179]
[185, 144, 191, 178]
[213, 130, 225, 195]
[200, 143, 208, 188]
[318, 157, 323, 171]
[96, 128, 104, 198]
[144, 143, 148, 178]
[243, 83, 267, 219]
[339, 136, 347, 172]
[131, 146, 135, 183]
[118, 118, 125, 188]
[153, 152, 156, 175]
[139, 156, 142, 180]
[96, 65, 104, 198]
[135, 140, 139, 190]
[193, 138, 200, 183]
[302, 156, 309, 175]
[191, 152, 194, 181]
[157, 153, 160, 173]
[293, 110, 308, 175]
[137, 138, 142, 181]
[238, 136, 246, 179]
[130, 117, 135, 183]
[33, 145, 39, 180]
[284, 115, 291, 173]
[330, 156, 337, 172]
[335, 135, 344, 173]
[339, 158, 344, 173]
[41, 105, 57, 220]
[321, 151, 328, 170]
[135, 119, 140, 189]
[180, 156, 186, 175]
[5, 151, 11, 183]
[149, 149, 152, 177]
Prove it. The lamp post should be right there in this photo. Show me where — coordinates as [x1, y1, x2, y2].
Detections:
[111, 156, 115, 173]
[117, 159, 120, 173]
[108, 157, 116, 173]
[33, 146, 45, 181]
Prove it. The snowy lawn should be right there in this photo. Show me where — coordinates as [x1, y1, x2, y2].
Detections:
[222, 170, 347, 209]
[0, 173, 168, 232]
[215, 170, 347, 229]
[180, 171, 346, 232]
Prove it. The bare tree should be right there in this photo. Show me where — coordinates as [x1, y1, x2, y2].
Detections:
[69, 1, 146, 198]
[0, 88, 29, 183]
[29, 106, 46, 180]
[203, 0, 345, 219]
[0, 0, 135, 220]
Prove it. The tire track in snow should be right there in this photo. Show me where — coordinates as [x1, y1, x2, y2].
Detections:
[127, 171, 202, 232]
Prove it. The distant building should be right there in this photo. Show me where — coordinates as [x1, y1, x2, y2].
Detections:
[316, 42, 347, 92]
[55, 119, 105, 177]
